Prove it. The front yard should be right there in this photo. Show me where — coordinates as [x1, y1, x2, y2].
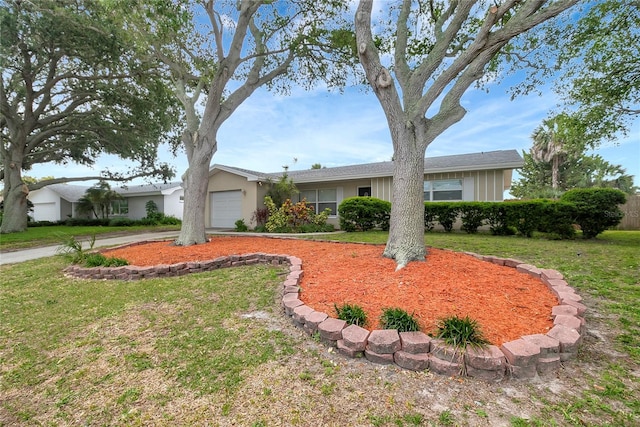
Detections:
[0, 231, 638, 426]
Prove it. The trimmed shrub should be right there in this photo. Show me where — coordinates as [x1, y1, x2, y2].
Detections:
[561, 188, 627, 238]
[27, 220, 59, 227]
[484, 203, 512, 235]
[234, 219, 248, 232]
[108, 217, 134, 227]
[428, 203, 459, 232]
[457, 202, 486, 234]
[536, 201, 577, 239]
[423, 205, 437, 231]
[64, 218, 110, 227]
[503, 200, 543, 237]
[338, 197, 391, 232]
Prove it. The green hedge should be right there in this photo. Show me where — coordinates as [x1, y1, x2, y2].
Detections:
[561, 188, 627, 238]
[338, 197, 391, 231]
[425, 203, 458, 232]
[343, 193, 624, 239]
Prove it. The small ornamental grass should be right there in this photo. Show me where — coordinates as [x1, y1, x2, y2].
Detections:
[83, 253, 129, 268]
[434, 315, 489, 376]
[56, 234, 96, 264]
[334, 303, 368, 327]
[435, 315, 489, 350]
[379, 307, 420, 332]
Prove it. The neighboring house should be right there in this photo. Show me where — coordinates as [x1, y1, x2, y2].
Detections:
[205, 149, 524, 229]
[27, 183, 89, 222]
[27, 182, 184, 222]
[115, 182, 184, 220]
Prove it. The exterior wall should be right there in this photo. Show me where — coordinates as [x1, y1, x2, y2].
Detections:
[370, 177, 393, 201]
[163, 189, 184, 219]
[127, 195, 164, 220]
[250, 183, 270, 227]
[28, 187, 62, 221]
[296, 179, 371, 227]
[371, 170, 507, 203]
[60, 199, 73, 220]
[206, 170, 255, 228]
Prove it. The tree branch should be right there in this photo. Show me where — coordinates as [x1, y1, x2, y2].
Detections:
[206, 0, 226, 60]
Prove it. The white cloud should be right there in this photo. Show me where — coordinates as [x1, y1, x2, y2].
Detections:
[27, 74, 639, 187]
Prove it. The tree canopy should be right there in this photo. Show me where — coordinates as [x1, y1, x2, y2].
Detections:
[512, 0, 639, 145]
[108, 0, 358, 246]
[0, 0, 180, 233]
[512, 150, 637, 199]
[558, 0, 640, 142]
[354, 0, 579, 267]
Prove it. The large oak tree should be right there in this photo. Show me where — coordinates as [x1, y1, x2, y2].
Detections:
[0, 0, 179, 233]
[110, 0, 356, 246]
[354, 0, 579, 268]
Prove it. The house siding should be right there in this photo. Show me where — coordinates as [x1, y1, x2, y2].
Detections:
[127, 195, 164, 220]
[296, 179, 371, 227]
[60, 199, 73, 220]
[163, 190, 184, 219]
[369, 170, 507, 203]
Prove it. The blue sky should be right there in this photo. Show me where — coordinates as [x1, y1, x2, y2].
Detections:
[25, 0, 639, 191]
[29, 76, 640, 191]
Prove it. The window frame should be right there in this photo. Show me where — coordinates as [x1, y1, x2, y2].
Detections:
[298, 188, 338, 216]
[423, 179, 463, 202]
[110, 199, 129, 216]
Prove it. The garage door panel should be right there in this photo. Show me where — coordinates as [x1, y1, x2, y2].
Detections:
[211, 191, 242, 228]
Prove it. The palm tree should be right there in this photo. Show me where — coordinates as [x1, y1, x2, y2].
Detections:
[530, 115, 570, 192]
[76, 182, 123, 219]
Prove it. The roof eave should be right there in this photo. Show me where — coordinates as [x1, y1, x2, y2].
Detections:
[290, 162, 523, 184]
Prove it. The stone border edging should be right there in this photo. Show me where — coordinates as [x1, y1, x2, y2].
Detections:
[64, 241, 586, 381]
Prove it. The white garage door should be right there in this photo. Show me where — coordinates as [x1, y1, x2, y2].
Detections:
[33, 202, 58, 221]
[210, 190, 242, 228]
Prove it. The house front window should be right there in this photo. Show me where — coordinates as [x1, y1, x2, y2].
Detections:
[111, 199, 129, 216]
[299, 189, 337, 215]
[424, 179, 463, 201]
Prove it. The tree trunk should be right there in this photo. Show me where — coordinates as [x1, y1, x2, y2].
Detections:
[1, 154, 29, 234]
[383, 123, 428, 269]
[174, 135, 215, 246]
[551, 155, 559, 190]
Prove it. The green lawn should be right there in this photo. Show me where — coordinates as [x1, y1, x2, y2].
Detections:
[1, 230, 638, 426]
[0, 224, 180, 250]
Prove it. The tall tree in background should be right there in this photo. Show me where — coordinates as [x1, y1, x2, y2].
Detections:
[557, 0, 640, 142]
[530, 113, 583, 192]
[354, 0, 578, 268]
[0, 0, 179, 233]
[111, 0, 356, 246]
[511, 151, 637, 199]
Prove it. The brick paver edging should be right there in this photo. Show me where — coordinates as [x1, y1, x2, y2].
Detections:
[64, 241, 586, 381]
